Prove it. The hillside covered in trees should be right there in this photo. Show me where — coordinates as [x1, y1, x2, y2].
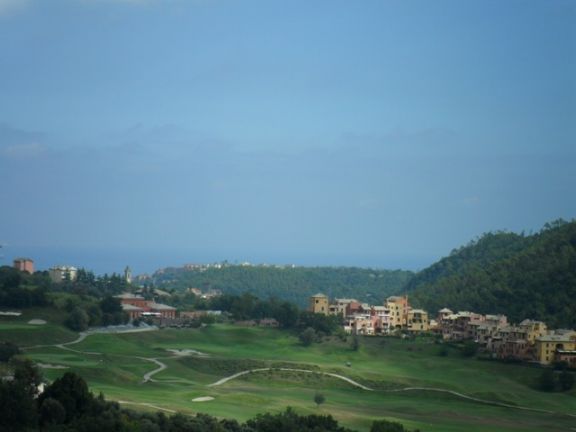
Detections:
[408, 219, 576, 328]
[143, 266, 413, 307]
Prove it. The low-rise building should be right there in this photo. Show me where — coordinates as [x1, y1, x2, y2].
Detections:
[406, 309, 430, 332]
[49, 266, 78, 283]
[115, 293, 176, 320]
[535, 331, 576, 365]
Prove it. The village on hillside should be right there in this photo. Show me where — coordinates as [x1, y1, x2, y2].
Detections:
[309, 293, 576, 368]
[10, 257, 576, 369]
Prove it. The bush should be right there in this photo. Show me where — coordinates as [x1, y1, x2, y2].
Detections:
[299, 327, 316, 347]
[437, 346, 448, 357]
[559, 371, 574, 391]
[64, 307, 89, 332]
[0, 342, 20, 362]
[370, 419, 409, 432]
[538, 369, 556, 392]
[461, 341, 478, 357]
[314, 392, 326, 407]
[351, 333, 360, 351]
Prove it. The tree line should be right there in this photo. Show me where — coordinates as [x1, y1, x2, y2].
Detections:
[145, 265, 413, 308]
[0, 266, 129, 331]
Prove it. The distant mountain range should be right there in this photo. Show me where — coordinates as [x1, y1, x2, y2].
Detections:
[407, 219, 576, 328]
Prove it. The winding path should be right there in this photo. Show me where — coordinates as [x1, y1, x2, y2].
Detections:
[386, 387, 576, 417]
[208, 368, 373, 391]
[24, 330, 576, 420]
[207, 369, 576, 418]
[139, 357, 168, 383]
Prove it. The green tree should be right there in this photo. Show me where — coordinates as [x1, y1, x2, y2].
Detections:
[559, 370, 574, 391]
[275, 301, 299, 328]
[538, 369, 556, 392]
[370, 419, 409, 432]
[299, 327, 316, 347]
[351, 333, 360, 351]
[0, 378, 37, 431]
[65, 306, 89, 331]
[314, 392, 326, 408]
[12, 357, 42, 398]
[0, 341, 20, 362]
[39, 397, 67, 428]
[39, 372, 93, 422]
[99, 296, 123, 314]
[461, 341, 478, 357]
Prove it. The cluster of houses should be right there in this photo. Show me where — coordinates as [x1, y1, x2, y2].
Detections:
[309, 293, 432, 335]
[309, 293, 576, 367]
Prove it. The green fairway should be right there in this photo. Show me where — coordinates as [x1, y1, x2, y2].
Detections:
[2, 322, 575, 431]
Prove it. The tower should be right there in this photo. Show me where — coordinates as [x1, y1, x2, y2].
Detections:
[124, 266, 132, 284]
[309, 293, 329, 315]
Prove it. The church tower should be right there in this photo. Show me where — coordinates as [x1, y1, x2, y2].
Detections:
[124, 266, 132, 284]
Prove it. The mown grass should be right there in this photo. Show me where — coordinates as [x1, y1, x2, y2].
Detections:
[2, 321, 575, 431]
[0, 306, 77, 346]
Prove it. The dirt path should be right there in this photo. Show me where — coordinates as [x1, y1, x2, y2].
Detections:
[139, 357, 168, 383]
[387, 387, 576, 418]
[208, 367, 373, 390]
[23, 331, 576, 420]
[208, 369, 576, 418]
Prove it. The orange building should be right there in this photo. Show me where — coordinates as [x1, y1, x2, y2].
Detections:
[13, 258, 34, 273]
[115, 293, 176, 320]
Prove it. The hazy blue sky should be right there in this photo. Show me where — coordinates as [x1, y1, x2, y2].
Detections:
[0, 0, 574, 274]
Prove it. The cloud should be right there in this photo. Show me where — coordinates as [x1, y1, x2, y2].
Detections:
[1, 142, 47, 158]
[0, 123, 48, 159]
[0, 0, 29, 15]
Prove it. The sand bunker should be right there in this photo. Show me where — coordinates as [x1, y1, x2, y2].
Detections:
[192, 396, 214, 402]
[28, 319, 47, 325]
[0, 311, 21, 316]
[37, 363, 69, 369]
[167, 349, 209, 357]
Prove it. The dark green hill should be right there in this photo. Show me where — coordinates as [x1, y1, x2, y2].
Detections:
[408, 219, 576, 328]
[143, 265, 413, 307]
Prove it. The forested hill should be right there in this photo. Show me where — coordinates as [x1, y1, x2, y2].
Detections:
[408, 219, 576, 328]
[142, 265, 414, 307]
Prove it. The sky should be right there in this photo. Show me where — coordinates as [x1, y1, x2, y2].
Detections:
[0, 0, 575, 275]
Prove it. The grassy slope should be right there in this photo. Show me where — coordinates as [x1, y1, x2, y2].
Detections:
[2, 322, 575, 432]
[0, 306, 77, 346]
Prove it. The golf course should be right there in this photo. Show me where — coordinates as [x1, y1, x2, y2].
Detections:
[2, 308, 575, 432]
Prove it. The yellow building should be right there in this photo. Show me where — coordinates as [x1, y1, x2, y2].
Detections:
[386, 296, 408, 329]
[309, 293, 329, 315]
[406, 309, 430, 332]
[535, 332, 576, 365]
[518, 319, 547, 344]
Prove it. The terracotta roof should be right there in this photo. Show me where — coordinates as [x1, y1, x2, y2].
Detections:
[122, 304, 144, 311]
